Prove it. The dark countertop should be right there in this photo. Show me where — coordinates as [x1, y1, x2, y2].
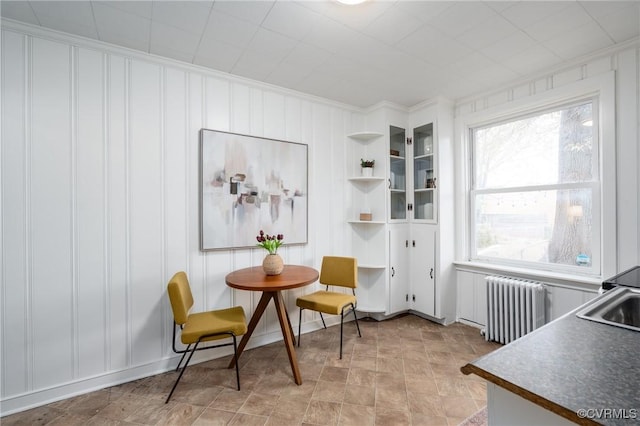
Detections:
[461, 296, 640, 425]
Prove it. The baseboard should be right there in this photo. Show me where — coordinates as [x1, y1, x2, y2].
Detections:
[356, 309, 456, 325]
[1, 320, 334, 417]
[457, 317, 485, 330]
[0, 359, 174, 416]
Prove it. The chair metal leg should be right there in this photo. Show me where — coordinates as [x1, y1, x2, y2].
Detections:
[175, 344, 192, 372]
[166, 341, 200, 403]
[352, 304, 362, 338]
[319, 312, 327, 329]
[297, 308, 302, 347]
[232, 335, 240, 391]
[339, 310, 345, 359]
[168, 332, 240, 403]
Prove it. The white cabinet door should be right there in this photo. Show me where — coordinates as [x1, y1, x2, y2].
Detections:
[410, 225, 436, 316]
[411, 122, 437, 223]
[389, 125, 408, 222]
[389, 225, 410, 314]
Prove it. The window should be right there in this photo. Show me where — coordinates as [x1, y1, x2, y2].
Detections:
[470, 99, 600, 274]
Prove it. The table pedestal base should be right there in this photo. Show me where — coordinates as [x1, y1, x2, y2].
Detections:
[228, 291, 301, 385]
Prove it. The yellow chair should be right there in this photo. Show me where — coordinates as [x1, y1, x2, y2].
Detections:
[166, 271, 247, 403]
[296, 256, 362, 358]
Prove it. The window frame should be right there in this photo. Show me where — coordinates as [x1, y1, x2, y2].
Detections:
[469, 98, 601, 275]
[456, 72, 616, 279]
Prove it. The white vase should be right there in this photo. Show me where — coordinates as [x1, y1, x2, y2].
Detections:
[361, 167, 373, 177]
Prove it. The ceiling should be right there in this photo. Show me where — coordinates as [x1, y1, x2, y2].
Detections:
[2, 1, 639, 108]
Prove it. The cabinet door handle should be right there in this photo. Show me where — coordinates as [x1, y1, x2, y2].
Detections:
[412, 240, 416, 247]
[430, 268, 434, 279]
[391, 267, 395, 277]
[405, 294, 408, 302]
[388, 179, 391, 189]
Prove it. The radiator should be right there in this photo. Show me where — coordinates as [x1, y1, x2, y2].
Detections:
[485, 275, 546, 344]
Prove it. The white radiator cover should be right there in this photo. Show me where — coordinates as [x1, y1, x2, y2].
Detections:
[485, 276, 546, 344]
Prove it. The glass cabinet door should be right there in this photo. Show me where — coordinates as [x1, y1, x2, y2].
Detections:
[389, 126, 406, 220]
[413, 123, 435, 221]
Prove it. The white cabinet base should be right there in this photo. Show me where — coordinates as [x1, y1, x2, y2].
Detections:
[487, 383, 574, 426]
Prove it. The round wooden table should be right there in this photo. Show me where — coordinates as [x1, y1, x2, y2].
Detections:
[225, 265, 319, 385]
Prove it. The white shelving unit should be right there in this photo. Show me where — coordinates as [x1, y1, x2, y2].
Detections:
[346, 131, 387, 314]
[347, 220, 386, 225]
[347, 131, 385, 141]
[385, 103, 455, 322]
[346, 101, 455, 323]
[387, 120, 439, 317]
[348, 176, 385, 183]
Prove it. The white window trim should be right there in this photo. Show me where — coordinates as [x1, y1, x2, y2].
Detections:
[455, 71, 616, 280]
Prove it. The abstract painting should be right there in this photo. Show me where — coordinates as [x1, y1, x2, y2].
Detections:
[200, 129, 308, 251]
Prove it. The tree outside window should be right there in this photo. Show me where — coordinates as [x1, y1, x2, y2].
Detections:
[471, 100, 599, 274]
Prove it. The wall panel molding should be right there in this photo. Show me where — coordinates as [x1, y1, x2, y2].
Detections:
[25, 32, 34, 394]
[70, 43, 79, 381]
[102, 51, 111, 373]
[1, 24, 355, 415]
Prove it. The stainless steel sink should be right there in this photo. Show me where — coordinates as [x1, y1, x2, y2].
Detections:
[576, 287, 640, 332]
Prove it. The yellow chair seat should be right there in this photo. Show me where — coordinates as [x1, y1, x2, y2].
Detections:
[181, 306, 247, 345]
[296, 291, 356, 316]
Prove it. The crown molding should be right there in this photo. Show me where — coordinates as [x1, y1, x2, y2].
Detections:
[0, 18, 365, 113]
[456, 36, 640, 107]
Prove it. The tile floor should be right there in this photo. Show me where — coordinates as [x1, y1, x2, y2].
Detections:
[2, 314, 500, 425]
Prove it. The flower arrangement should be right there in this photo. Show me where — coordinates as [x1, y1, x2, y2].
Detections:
[360, 158, 375, 168]
[256, 230, 284, 254]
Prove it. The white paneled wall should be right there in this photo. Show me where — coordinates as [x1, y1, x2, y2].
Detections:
[1, 25, 359, 414]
